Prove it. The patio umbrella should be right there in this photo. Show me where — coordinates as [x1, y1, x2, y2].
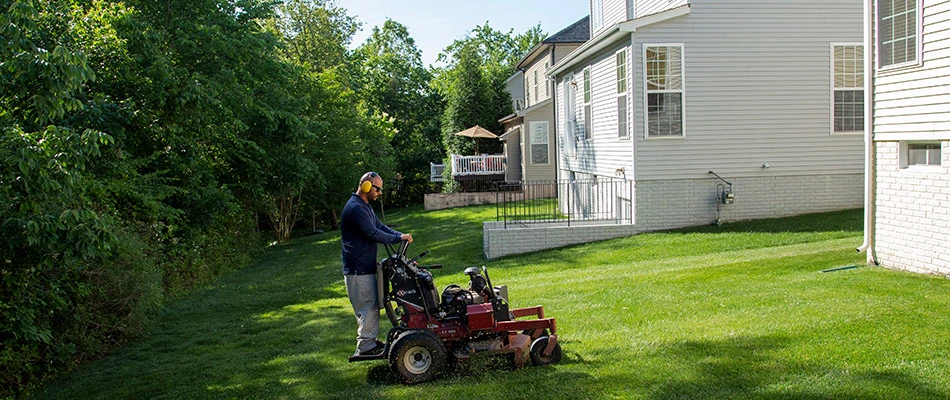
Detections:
[453, 125, 498, 154]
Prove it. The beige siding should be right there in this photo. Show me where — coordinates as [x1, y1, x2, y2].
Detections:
[524, 49, 554, 107]
[636, 0, 689, 18]
[553, 44, 582, 64]
[872, 0, 950, 140]
[524, 102, 557, 181]
[630, 0, 864, 180]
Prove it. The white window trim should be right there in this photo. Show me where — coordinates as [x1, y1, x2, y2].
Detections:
[900, 141, 944, 170]
[529, 121, 550, 165]
[564, 73, 578, 158]
[583, 67, 593, 142]
[876, 0, 923, 71]
[642, 43, 686, 140]
[591, 0, 603, 33]
[616, 48, 630, 140]
[830, 43, 864, 135]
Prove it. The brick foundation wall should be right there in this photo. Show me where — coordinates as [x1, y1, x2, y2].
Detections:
[873, 141, 950, 276]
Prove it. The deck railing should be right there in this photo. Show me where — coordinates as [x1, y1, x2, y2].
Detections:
[495, 178, 634, 228]
[429, 162, 445, 182]
[451, 154, 505, 176]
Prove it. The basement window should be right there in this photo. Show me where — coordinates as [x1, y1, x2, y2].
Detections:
[902, 142, 943, 168]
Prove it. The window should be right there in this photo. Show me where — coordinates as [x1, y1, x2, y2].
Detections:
[833, 44, 864, 133]
[563, 73, 577, 157]
[583, 68, 592, 140]
[530, 121, 550, 165]
[525, 74, 531, 106]
[592, 0, 603, 32]
[645, 45, 684, 137]
[616, 50, 628, 138]
[878, 0, 919, 68]
[533, 70, 539, 102]
[907, 143, 942, 166]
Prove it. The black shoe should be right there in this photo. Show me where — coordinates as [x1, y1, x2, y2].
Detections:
[358, 342, 385, 356]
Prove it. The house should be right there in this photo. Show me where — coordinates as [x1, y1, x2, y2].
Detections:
[484, 0, 866, 259]
[499, 16, 590, 184]
[550, 0, 865, 233]
[861, 0, 950, 276]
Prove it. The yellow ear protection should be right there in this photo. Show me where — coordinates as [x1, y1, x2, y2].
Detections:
[358, 172, 378, 193]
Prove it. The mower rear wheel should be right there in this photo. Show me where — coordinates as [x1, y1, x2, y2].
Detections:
[389, 330, 447, 383]
[529, 336, 562, 366]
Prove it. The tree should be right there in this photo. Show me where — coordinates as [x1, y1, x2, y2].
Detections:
[1, 0, 116, 392]
[354, 20, 444, 207]
[269, 0, 396, 233]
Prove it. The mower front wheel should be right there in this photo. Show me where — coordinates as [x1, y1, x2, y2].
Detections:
[529, 336, 562, 366]
[389, 330, 447, 383]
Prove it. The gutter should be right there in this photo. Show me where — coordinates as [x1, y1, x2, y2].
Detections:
[857, 0, 877, 265]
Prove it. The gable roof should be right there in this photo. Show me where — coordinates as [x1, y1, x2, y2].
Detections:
[517, 16, 590, 69]
[543, 15, 590, 44]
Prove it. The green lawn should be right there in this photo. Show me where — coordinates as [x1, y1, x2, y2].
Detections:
[33, 206, 950, 399]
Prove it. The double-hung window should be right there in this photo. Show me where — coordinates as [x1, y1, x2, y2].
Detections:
[645, 45, 684, 138]
[530, 121, 550, 165]
[583, 68, 592, 140]
[878, 0, 920, 68]
[616, 49, 628, 138]
[833, 44, 864, 133]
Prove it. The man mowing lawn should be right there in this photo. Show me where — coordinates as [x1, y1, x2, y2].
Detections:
[341, 171, 413, 357]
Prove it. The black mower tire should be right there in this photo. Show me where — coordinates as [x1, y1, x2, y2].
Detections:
[529, 336, 562, 366]
[389, 330, 447, 384]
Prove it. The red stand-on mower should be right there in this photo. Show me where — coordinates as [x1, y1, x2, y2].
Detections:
[348, 241, 562, 383]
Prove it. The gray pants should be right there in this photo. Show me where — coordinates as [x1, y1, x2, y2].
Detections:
[344, 273, 379, 353]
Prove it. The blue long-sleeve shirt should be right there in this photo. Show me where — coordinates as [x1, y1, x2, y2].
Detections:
[340, 193, 403, 275]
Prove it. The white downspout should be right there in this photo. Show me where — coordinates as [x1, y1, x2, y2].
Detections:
[857, 0, 877, 265]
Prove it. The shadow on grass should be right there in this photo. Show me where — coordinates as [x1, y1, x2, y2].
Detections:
[619, 334, 945, 400]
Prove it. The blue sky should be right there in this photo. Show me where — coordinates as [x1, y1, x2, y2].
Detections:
[337, 0, 590, 67]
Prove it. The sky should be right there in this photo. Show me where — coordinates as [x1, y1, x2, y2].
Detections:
[337, 0, 590, 67]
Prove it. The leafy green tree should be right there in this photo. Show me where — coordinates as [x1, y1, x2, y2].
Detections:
[354, 19, 444, 207]
[269, 0, 396, 231]
[434, 22, 545, 161]
[1, 0, 117, 393]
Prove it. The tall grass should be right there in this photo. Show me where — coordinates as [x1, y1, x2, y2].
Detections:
[33, 207, 950, 399]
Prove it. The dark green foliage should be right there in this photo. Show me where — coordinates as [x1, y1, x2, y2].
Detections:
[353, 20, 444, 207]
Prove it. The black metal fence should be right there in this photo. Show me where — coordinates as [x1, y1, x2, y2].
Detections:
[494, 178, 634, 228]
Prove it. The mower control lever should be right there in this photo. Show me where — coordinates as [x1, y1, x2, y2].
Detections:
[410, 250, 430, 263]
[421, 264, 442, 269]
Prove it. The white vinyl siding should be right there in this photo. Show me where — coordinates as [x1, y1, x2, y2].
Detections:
[877, 0, 921, 68]
[601, 0, 629, 27]
[872, 0, 950, 140]
[635, 0, 688, 18]
[530, 121, 550, 165]
[644, 44, 684, 138]
[629, 0, 863, 180]
[832, 44, 864, 133]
